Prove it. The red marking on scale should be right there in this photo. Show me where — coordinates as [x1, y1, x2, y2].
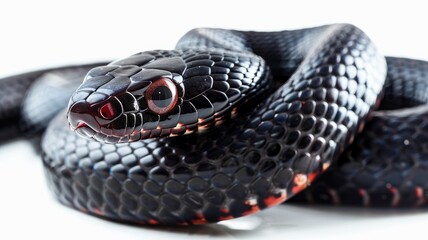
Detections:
[308, 172, 318, 183]
[242, 205, 260, 216]
[264, 191, 287, 207]
[147, 219, 159, 225]
[327, 188, 340, 205]
[76, 122, 87, 129]
[93, 208, 103, 216]
[292, 185, 306, 194]
[358, 188, 370, 207]
[415, 187, 425, 206]
[387, 186, 400, 207]
[191, 217, 208, 225]
[218, 215, 234, 221]
[220, 207, 229, 214]
[416, 187, 423, 198]
[191, 213, 208, 225]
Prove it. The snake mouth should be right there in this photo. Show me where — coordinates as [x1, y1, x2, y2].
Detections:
[68, 100, 102, 135]
[75, 122, 87, 129]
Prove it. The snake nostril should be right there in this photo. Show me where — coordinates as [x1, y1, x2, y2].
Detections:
[68, 101, 89, 129]
[68, 101, 101, 132]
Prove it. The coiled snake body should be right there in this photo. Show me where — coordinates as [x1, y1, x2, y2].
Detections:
[1, 24, 426, 225]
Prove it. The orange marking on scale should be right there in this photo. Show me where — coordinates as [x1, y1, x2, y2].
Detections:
[308, 172, 318, 183]
[220, 207, 229, 214]
[218, 215, 234, 221]
[292, 185, 306, 194]
[263, 190, 287, 207]
[243, 205, 260, 216]
[191, 217, 208, 225]
[191, 213, 208, 225]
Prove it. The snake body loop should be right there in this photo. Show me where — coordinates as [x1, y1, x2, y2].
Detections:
[39, 24, 386, 224]
[5, 24, 427, 225]
[295, 58, 428, 207]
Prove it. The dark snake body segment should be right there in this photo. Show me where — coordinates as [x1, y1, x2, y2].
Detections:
[295, 57, 428, 207]
[40, 24, 386, 225]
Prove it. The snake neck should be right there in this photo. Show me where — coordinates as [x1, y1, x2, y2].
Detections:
[176, 24, 386, 198]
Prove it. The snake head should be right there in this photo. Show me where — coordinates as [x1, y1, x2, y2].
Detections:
[67, 50, 266, 143]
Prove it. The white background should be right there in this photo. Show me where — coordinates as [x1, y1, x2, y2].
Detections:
[1, 1, 428, 239]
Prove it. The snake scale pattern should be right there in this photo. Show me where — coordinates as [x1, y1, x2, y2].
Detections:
[1, 24, 427, 225]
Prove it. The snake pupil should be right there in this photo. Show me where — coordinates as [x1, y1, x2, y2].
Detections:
[151, 86, 173, 108]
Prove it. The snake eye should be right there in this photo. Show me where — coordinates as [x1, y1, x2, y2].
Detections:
[145, 77, 178, 115]
[99, 102, 117, 119]
[98, 98, 123, 120]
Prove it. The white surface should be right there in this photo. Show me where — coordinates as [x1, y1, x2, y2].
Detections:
[1, 1, 428, 239]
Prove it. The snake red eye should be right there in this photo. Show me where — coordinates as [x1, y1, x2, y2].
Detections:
[145, 77, 178, 115]
[99, 102, 117, 119]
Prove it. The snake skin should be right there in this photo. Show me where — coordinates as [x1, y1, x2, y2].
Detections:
[294, 57, 428, 207]
[68, 49, 269, 143]
[40, 24, 386, 225]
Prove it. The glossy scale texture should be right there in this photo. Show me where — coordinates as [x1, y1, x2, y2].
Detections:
[294, 58, 428, 207]
[41, 24, 386, 224]
[67, 49, 269, 143]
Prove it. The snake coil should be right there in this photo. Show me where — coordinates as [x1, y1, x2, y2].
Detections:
[2, 24, 425, 225]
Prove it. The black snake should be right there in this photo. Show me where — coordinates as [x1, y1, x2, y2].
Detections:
[1, 24, 426, 225]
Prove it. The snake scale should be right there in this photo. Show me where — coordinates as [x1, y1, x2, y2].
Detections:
[1, 24, 427, 225]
